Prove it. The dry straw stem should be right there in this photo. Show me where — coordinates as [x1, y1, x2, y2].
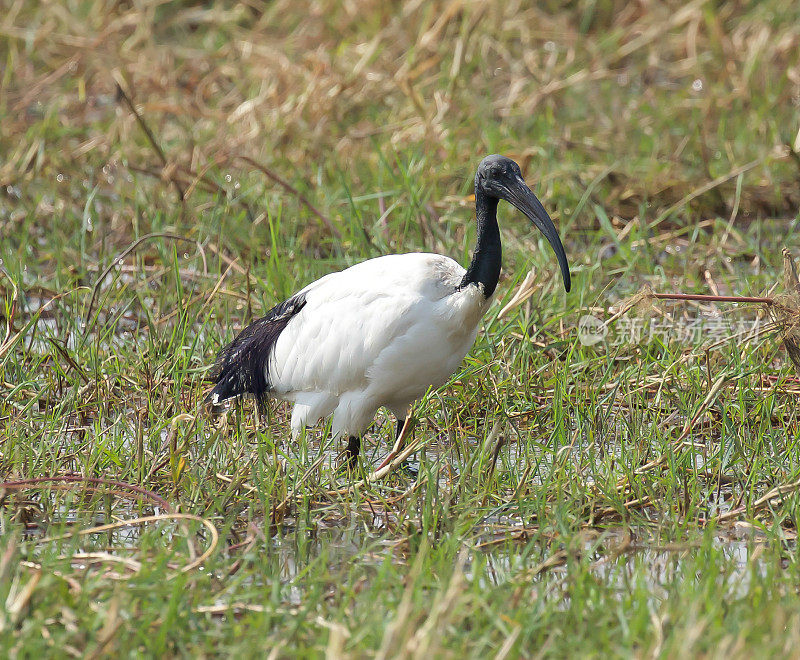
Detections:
[2, 565, 41, 628]
[716, 475, 800, 523]
[53, 552, 144, 577]
[604, 249, 800, 374]
[0, 475, 174, 512]
[497, 269, 542, 320]
[112, 72, 184, 203]
[37, 513, 218, 575]
[84, 231, 205, 327]
[238, 156, 341, 240]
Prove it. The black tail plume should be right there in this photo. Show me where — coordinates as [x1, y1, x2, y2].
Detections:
[206, 294, 306, 412]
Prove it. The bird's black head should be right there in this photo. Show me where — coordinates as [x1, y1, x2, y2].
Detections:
[475, 154, 571, 292]
[475, 154, 525, 196]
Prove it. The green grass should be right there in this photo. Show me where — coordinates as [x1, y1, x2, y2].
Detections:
[2, 0, 800, 656]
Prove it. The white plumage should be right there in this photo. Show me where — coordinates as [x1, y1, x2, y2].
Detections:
[208, 155, 571, 464]
[270, 253, 488, 439]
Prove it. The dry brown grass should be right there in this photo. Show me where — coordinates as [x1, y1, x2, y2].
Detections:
[2, 0, 799, 239]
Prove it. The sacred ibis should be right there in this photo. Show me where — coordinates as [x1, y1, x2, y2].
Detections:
[208, 154, 571, 465]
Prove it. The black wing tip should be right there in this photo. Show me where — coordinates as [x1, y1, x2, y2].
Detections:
[204, 340, 269, 410]
[204, 293, 307, 414]
[204, 374, 240, 408]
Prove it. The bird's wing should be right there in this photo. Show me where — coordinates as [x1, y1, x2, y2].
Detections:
[269, 253, 464, 398]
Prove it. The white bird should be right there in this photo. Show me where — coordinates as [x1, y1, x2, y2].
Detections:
[208, 155, 571, 465]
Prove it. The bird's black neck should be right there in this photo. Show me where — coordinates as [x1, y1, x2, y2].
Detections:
[460, 191, 501, 297]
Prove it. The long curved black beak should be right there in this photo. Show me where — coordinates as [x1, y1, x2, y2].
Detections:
[501, 176, 571, 292]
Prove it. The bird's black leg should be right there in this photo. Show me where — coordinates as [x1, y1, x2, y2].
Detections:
[345, 436, 360, 467]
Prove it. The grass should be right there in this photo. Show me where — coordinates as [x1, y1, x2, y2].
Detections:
[2, 0, 800, 656]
